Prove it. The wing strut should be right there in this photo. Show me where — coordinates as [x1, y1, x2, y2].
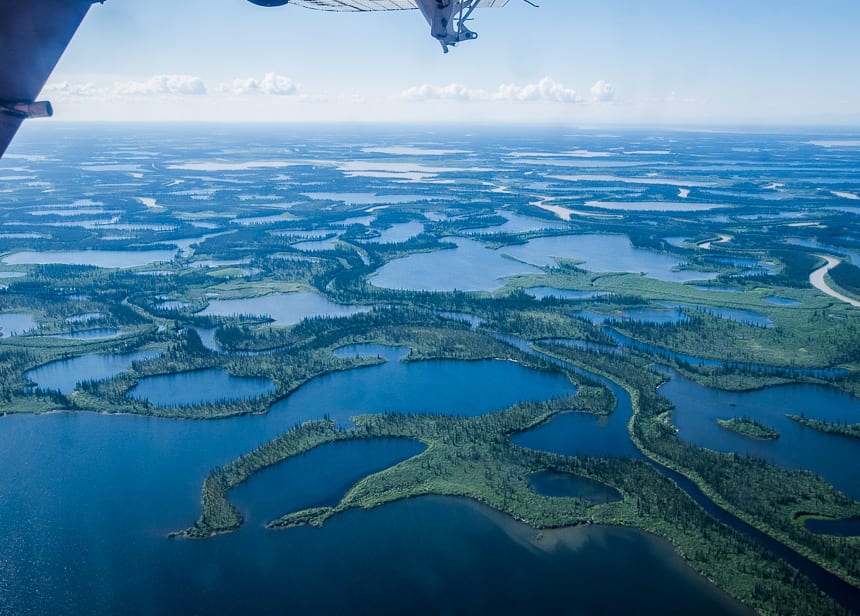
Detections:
[416, 0, 481, 53]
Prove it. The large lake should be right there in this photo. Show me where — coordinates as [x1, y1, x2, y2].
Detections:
[198, 291, 372, 326]
[370, 237, 541, 292]
[273, 345, 577, 424]
[3, 249, 177, 268]
[371, 234, 717, 291]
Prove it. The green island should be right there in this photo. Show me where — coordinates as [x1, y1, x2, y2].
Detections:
[716, 417, 780, 440]
[788, 415, 860, 441]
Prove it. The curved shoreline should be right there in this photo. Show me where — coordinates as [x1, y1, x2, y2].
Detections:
[810, 255, 860, 308]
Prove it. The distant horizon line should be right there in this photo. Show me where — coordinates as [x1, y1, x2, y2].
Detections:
[26, 120, 860, 133]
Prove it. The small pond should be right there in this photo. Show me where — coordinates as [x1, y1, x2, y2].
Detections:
[527, 470, 622, 503]
[526, 287, 609, 301]
[51, 328, 122, 340]
[0, 312, 37, 335]
[367, 221, 424, 244]
[804, 518, 860, 537]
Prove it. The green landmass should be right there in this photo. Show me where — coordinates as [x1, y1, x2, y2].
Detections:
[827, 261, 860, 299]
[788, 415, 860, 440]
[716, 417, 780, 440]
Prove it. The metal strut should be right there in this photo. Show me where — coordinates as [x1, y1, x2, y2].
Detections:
[427, 0, 481, 53]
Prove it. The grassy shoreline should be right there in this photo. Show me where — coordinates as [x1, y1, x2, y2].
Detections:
[788, 414, 860, 441]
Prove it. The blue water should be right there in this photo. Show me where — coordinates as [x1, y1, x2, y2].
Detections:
[198, 291, 372, 326]
[660, 302, 774, 328]
[805, 518, 860, 537]
[576, 307, 688, 326]
[527, 470, 622, 503]
[0, 349, 734, 615]
[2, 249, 176, 268]
[231, 438, 426, 525]
[526, 287, 609, 301]
[127, 369, 276, 407]
[273, 345, 577, 425]
[764, 296, 801, 306]
[659, 369, 860, 499]
[366, 221, 424, 244]
[501, 234, 718, 283]
[25, 350, 162, 394]
[50, 328, 122, 340]
[506, 338, 640, 459]
[0, 312, 37, 335]
[370, 237, 541, 292]
[467, 212, 566, 234]
[692, 285, 744, 293]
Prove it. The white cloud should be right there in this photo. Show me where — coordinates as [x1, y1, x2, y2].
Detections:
[218, 72, 300, 96]
[42, 81, 101, 97]
[589, 80, 615, 103]
[494, 77, 580, 103]
[400, 83, 489, 102]
[112, 74, 207, 96]
[401, 77, 581, 104]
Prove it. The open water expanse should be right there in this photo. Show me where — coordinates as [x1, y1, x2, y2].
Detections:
[2, 124, 860, 612]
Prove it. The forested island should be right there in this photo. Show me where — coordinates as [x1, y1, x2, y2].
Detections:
[716, 417, 780, 440]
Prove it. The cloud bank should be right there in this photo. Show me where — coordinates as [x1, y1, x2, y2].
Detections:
[401, 77, 589, 104]
[217, 72, 300, 96]
[44, 73, 300, 98]
[589, 80, 615, 103]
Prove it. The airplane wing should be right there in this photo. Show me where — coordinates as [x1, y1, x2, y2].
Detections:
[261, 0, 511, 53]
[0, 0, 98, 158]
[283, 0, 508, 10]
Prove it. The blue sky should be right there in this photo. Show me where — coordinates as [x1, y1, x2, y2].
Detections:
[42, 0, 860, 125]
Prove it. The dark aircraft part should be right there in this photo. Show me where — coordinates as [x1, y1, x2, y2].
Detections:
[0, 0, 99, 158]
[248, 1, 291, 6]
[1, 101, 54, 119]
